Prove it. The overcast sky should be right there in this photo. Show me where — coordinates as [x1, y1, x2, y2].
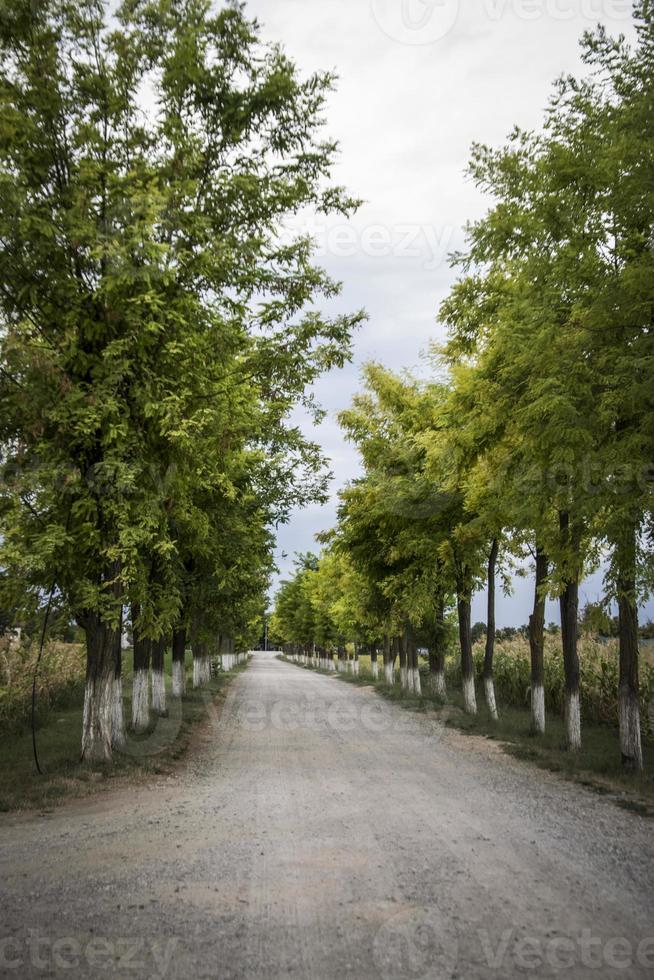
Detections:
[245, 0, 651, 626]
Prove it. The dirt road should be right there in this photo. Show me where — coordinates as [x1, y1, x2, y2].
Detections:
[1, 653, 653, 979]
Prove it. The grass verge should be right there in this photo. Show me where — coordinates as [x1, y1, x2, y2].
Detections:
[0, 654, 249, 814]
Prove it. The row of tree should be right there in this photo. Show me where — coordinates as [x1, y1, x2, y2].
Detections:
[272, 7, 654, 771]
[0, 1, 362, 761]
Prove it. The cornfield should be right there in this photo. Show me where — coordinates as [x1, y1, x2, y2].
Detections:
[445, 635, 654, 737]
[0, 637, 86, 732]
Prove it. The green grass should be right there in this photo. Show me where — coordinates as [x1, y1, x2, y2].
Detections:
[280, 655, 654, 816]
[0, 651, 248, 813]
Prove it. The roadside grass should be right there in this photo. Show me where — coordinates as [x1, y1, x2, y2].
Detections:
[279, 654, 654, 816]
[0, 651, 248, 814]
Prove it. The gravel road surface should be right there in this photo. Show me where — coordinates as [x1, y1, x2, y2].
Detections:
[1, 652, 653, 979]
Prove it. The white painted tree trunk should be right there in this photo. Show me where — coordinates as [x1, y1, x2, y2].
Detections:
[412, 668, 421, 695]
[400, 666, 408, 690]
[484, 676, 498, 721]
[151, 669, 166, 716]
[353, 660, 359, 676]
[131, 668, 150, 732]
[462, 674, 477, 715]
[431, 669, 446, 698]
[193, 656, 202, 689]
[81, 673, 114, 762]
[531, 683, 545, 734]
[172, 659, 185, 697]
[619, 687, 643, 771]
[565, 690, 582, 751]
[371, 661, 379, 680]
[384, 662, 394, 685]
[111, 676, 126, 749]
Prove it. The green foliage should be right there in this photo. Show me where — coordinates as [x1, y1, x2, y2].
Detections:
[0, 0, 362, 650]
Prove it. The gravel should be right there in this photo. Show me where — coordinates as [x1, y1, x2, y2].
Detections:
[1, 652, 653, 979]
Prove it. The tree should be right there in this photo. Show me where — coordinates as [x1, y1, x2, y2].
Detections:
[0, 0, 362, 761]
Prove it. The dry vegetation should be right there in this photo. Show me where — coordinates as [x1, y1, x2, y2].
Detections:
[0, 637, 85, 732]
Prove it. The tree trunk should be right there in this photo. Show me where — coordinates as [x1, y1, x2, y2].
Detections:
[151, 636, 167, 716]
[192, 637, 206, 688]
[338, 645, 347, 672]
[615, 523, 643, 771]
[559, 511, 581, 751]
[371, 646, 379, 680]
[111, 606, 126, 749]
[407, 628, 421, 695]
[429, 594, 447, 697]
[428, 648, 446, 697]
[391, 635, 401, 684]
[172, 626, 186, 697]
[483, 539, 499, 720]
[457, 571, 477, 715]
[399, 632, 408, 690]
[81, 613, 118, 763]
[206, 640, 213, 682]
[529, 548, 548, 735]
[131, 606, 151, 733]
[383, 635, 394, 684]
